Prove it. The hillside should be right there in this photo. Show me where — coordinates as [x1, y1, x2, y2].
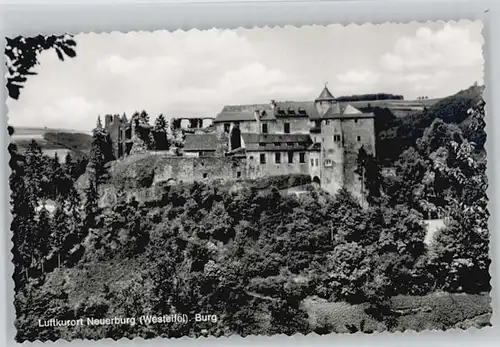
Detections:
[10, 126, 93, 159]
[374, 85, 485, 165]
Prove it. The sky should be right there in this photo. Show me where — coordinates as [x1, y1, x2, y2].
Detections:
[6, 20, 484, 132]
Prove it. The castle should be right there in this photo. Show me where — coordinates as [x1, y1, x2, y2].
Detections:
[104, 85, 376, 201]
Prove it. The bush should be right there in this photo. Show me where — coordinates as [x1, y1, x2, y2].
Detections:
[391, 292, 491, 331]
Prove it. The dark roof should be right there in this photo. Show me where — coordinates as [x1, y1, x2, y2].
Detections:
[218, 101, 321, 122]
[214, 111, 256, 123]
[241, 133, 312, 152]
[315, 86, 335, 102]
[215, 93, 372, 123]
[183, 133, 218, 151]
[241, 133, 311, 144]
[322, 103, 374, 120]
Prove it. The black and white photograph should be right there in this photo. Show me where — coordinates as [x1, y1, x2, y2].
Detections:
[6, 20, 490, 341]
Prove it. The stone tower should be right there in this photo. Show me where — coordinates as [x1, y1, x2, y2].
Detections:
[315, 84, 376, 205]
[314, 84, 337, 116]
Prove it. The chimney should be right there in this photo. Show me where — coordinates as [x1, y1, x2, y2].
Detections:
[270, 100, 277, 110]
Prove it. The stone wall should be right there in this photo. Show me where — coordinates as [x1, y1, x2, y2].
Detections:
[109, 152, 247, 189]
[320, 120, 344, 196]
[340, 118, 376, 203]
[98, 153, 248, 206]
[104, 115, 124, 159]
[246, 151, 310, 179]
[263, 118, 310, 134]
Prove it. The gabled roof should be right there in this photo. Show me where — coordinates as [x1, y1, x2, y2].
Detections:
[322, 103, 374, 120]
[217, 101, 321, 122]
[183, 133, 218, 151]
[315, 86, 336, 102]
[214, 111, 256, 123]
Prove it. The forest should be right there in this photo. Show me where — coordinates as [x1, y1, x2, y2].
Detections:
[9, 84, 490, 341]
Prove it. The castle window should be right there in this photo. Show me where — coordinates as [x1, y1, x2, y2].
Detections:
[262, 123, 268, 133]
[315, 158, 319, 166]
[260, 153, 266, 164]
[288, 151, 294, 163]
[284, 123, 290, 134]
[311, 159, 314, 166]
[224, 123, 230, 133]
[203, 173, 208, 179]
[275, 153, 281, 164]
[237, 171, 241, 178]
[357, 135, 361, 142]
[334, 134, 341, 142]
[299, 152, 306, 163]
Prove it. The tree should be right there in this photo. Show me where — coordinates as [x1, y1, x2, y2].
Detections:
[429, 138, 489, 292]
[51, 197, 70, 268]
[35, 206, 52, 273]
[5, 34, 77, 99]
[23, 140, 45, 201]
[89, 117, 111, 185]
[10, 175, 37, 284]
[153, 114, 170, 150]
[356, 146, 382, 205]
[83, 178, 99, 233]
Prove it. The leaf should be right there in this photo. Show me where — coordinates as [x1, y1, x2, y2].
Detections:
[61, 45, 76, 58]
[65, 39, 77, 46]
[7, 82, 22, 100]
[55, 48, 64, 61]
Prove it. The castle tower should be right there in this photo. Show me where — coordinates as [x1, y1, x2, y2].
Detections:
[315, 83, 337, 116]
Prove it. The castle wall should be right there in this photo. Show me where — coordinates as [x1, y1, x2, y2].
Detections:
[215, 121, 258, 134]
[263, 118, 309, 134]
[152, 156, 247, 185]
[104, 115, 123, 159]
[308, 151, 321, 182]
[320, 120, 344, 196]
[340, 118, 376, 203]
[245, 151, 309, 179]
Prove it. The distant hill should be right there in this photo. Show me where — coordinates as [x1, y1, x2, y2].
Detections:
[10, 126, 93, 159]
[375, 84, 485, 165]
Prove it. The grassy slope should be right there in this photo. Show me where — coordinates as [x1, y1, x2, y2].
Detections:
[304, 293, 491, 333]
[11, 126, 93, 157]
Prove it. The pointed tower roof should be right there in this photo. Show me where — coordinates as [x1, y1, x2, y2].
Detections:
[315, 84, 336, 102]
